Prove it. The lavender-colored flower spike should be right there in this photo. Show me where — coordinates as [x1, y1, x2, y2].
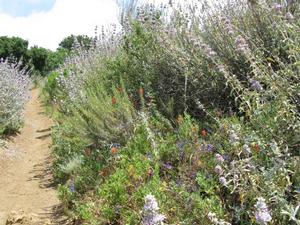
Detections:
[254, 197, 272, 225]
[142, 194, 166, 225]
[272, 3, 283, 12]
[69, 180, 75, 193]
[219, 176, 227, 186]
[249, 79, 263, 92]
[235, 35, 250, 55]
[0, 59, 30, 131]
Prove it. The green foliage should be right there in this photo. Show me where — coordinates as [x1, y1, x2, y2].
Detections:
[59, 35, 93, 52]
[42, 71, 62, 105]
[27, 46, 49, 74]
[43, 0, 300, 224]
[0, 36, 28, 61]
[45, 48, 68, 72]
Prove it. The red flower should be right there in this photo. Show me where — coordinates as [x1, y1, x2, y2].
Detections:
[99, 168, 110, 177]
[254, 144, 260, 152]
[201, 129, 207, 138]
[139, 87, 144, 96]
[147, 168, 153, 177]
[111, 147, 118, 155]
[112, 96, 117, 105]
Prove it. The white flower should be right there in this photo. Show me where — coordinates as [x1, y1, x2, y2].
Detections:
[214, 165, 224, 175]
[243, 144, 251, 156]
[208, 212, 231, 225]
[215, 154, 225, 163]
[142, 194, 165, 225]
[229, 130, 239, 145]
[285, 12, 294, 22]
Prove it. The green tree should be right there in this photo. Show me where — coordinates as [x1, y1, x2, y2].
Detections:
[59, 35, 92, 51]
[0, 36, 29, 61]
[27, 46, 49, 74]
[45, 48, 68, 72]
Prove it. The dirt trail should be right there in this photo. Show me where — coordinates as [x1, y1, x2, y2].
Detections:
[0, 89, 68, 225]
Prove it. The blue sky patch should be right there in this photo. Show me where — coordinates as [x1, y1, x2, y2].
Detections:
[0, 0, 56, 17]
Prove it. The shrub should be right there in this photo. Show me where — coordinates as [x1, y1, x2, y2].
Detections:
[0, 59, 30, 135]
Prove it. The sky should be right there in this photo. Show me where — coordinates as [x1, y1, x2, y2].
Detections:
[0, 0, 190, 50]
[0, 0, 120, 50]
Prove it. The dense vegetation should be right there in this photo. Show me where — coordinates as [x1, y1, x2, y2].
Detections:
[40, 0, 300, 224]
[1, 0, 299, 224]
[0, 35, 93, 76]
[0, 34, 93, 137]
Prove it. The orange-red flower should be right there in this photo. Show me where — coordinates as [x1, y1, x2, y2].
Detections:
[112, 96, 117, 105]
[201, 129, 207, 138]
[254, 144, 260, 152]
[139, 87, 144, 96]
[111, 146, 118, 155]
[99, 167, 110, 177]
[147, 168, 153, 177]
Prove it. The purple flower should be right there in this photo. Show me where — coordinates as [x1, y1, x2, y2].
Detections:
[69, 181, 75, 193]
[235, 35, 249, 54]
[221, 17, 234, 35]
[254, 197, 272, 224]
[207, 144, 214, 152]
[272, 3, 283, 12]
[219, 176, 227, 186]
[162, 162, 173, 170]
[249, 79, 263, 92]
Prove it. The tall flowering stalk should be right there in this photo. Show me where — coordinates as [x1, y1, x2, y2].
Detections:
[0, 59, 30, 134]
[56, 25, 122, 104]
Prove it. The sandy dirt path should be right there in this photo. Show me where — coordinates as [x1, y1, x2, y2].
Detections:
[0, 89, 68, 225]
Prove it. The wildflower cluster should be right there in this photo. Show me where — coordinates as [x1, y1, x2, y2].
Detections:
[44, 0, 300, 224]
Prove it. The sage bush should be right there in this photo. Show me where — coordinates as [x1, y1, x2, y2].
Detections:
[0, 59, 30, 135]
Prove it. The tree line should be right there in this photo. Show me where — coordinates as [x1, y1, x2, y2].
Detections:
[0, 34, 92, 75]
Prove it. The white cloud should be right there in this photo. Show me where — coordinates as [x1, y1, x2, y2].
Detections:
[26, 0, 44, 4]
[0, 0, 120, 50]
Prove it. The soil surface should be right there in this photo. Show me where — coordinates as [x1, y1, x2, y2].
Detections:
[0, 89, 69, 225]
